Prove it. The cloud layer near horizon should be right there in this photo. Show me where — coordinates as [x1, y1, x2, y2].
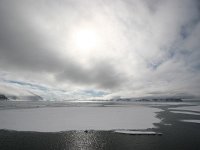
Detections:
[0, 0, 200, 99]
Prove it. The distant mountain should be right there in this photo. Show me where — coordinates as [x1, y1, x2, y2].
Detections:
[1, 94, 43, 101]
[0, 94, 9, 101]
[110, 97, 183, 102]
[136, 98, 182, 102]
[18, 95, 43, 101]
[112, 98, 132, 102]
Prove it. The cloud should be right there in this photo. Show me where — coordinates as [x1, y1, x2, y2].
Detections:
[56, 61, 124, 89]
[0, 0, 200, 99]
[0, 72, 109, 100]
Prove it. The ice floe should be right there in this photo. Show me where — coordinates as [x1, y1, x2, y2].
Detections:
[114, 130, 162, 135]
[0, 105, 162, 132]
[170, 105, 200, 112]
[170, 111, 200, 115]
[181, 120, 200, 124]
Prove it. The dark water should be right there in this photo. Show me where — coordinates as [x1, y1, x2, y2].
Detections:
[0, 105, 200, 150]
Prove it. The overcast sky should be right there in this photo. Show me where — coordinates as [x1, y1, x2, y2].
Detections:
[0, 0, 200, 100]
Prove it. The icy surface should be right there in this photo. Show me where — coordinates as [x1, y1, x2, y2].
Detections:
[170, 111, 200, 115]
[114, 130, 158, 135]
[0, 106, 161, 132]
[181, 120, 200, 124]
[170, 105, 200, 112]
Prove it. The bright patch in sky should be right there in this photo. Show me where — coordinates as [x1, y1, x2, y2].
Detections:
[71, 27, 101, 58]
[73, 28, 98, 50]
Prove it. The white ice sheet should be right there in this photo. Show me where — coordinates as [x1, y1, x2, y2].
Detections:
[170, 105, 200, 112]
[0, 106, 161, 132]
[170, 111, 200, 115]
[114, 130, 158, 135]
[181, 120, 200, 124]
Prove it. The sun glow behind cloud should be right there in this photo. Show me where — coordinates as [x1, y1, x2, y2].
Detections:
[67, 25, 105, 65]
[64, 18, 127, 67]
[72, 28, 99, 51]
[0, 0, 200, 100]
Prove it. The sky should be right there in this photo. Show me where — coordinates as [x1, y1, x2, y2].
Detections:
[0, 0, 200, 100]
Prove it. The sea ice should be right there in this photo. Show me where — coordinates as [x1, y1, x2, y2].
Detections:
[170, 105, 200, 112]
[114, 130, 161, 135]
[181, 120, 200, 124]
[170, 111, 200, 115]
[0, 105, 161, 132]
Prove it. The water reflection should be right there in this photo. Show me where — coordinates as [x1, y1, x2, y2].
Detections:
[63, 131, 108, 150]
